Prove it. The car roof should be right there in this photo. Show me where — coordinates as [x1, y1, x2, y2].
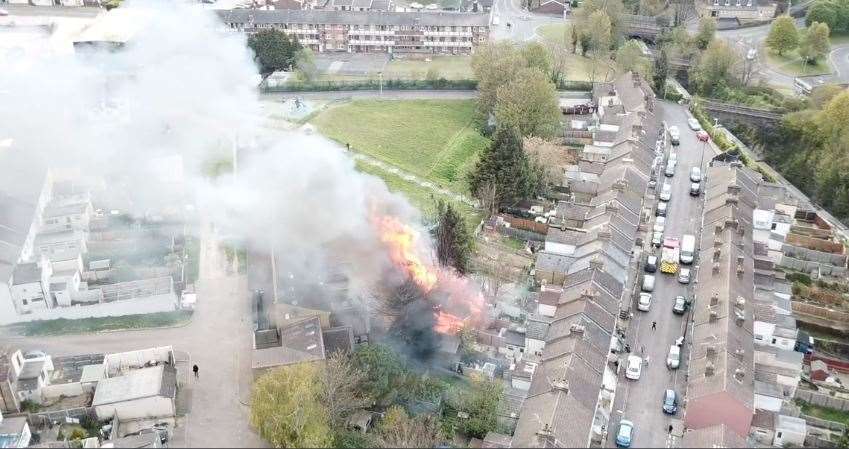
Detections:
[648, 254, 657, 260]
[669, 345, 680, 353]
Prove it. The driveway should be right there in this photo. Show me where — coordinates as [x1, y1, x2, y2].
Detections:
[9, 222, 267, 448]
[608, 101, 716, 448]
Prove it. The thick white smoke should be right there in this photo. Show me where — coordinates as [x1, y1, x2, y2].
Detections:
[0, 0, 428, 298]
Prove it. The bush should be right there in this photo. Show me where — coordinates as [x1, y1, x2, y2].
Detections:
[263, 78, 479, 92]
[20, 400, 41, 412]
[787, 271, 813, 286]
[69, 429, 87, 441]
[690, 101, 737, 152]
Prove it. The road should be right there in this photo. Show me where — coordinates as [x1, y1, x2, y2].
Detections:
[0, 4, 102, 18]
[7, 222, 268, 448]
[608, 101, 715, 448]
[490, 0, 566, 41]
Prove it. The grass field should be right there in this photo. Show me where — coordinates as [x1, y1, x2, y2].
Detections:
[763, 46, 832, 76]
[799, 400, 849, 426]
[15, 311, 193, 336]
[311, 99, 489, 194]
[384, 55, 474, 79]
[535, 23, 608, 81]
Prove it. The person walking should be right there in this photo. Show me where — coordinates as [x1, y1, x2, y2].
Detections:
[651, 321, 657, 331]
[192, 364, 199, 379]
[640, 345, 645, 355]
[645, 356, 651, 366]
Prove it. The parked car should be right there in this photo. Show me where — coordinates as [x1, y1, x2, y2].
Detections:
[616, 420, 635, 448]
[638, 292, 652, 312]
[678, 267, 691, 284]
[651, 231, 663, 247]
[660, 183, 672, 202]
[669, 126, 680, 146]
[653, 216, 666, 233]
[667, 345, 681, 369]
[690, 182, 700, 196]
[697, 130, 710, 142]
[642, 274, 655, 292]
[626, 356, 643, 380]
[662, 389, 679, 414]
[645, 254, 658, 272]
[664, 161, 676, 177]
[673, 295, 687, 315]
[656, 201, 668, 217]
[687, 118, 701, 131]
[690, 167, 702, 183]
[23, 350, 47, 360]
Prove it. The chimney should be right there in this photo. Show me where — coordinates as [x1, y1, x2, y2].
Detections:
[612, 179, 627, 192]
[706, 345, 717, 357]
[725, 192, 738, 206]
[736, 296, 746, 308]
[605, 202, 619, 214]
[736, 256, 745, 276]
[735, 311, 745, 325]
[738, 224, 746, 236]
[710, 292, 719, 306]
[735, 348, 745, 358]
[570, 323, 586, 335]
[706, 361, 715, 376]
[734, 368, 745, 381]
[712, 262, 721, 274]
[713, 247, 721, 262]
[715, 224, 724, 235]
[709, 310, 719, 322]
[580, 289, 596, 301]
[537, 423, 554, 439]
[552, 378, 570, 392]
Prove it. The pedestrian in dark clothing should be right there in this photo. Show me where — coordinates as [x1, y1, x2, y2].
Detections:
[651, 321, 657, 330]
[193, 364, 199, 378]
[346, 143, 350, 151]
[668, 425, 673, 434]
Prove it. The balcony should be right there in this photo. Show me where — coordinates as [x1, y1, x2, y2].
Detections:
[423, 31, 473, 37]
[423, 40, 473, 47]
[350, 40, 396, 46]
[348, 29, 395, 36]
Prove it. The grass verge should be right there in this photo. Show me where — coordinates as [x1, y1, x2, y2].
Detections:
[16, 310, 193, 337]
[311, 99, 489, 194]
[762, 45, 831, 77]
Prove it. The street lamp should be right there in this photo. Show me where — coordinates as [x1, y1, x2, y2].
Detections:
[378, 71, 383, 97]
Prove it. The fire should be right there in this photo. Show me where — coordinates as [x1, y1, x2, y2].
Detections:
[375, 213, 487, 336]
[376, 215, 438, 292]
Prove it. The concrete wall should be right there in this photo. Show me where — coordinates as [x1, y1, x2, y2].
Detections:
[796, 389, 849, 412]
[95, 396, 174, 421]
[42, 382, 84, 400]
[0, 293, 176, 325]
[754, 393, 783, 412]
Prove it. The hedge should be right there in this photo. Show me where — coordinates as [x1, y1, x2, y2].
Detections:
[261, 78, 594, 93]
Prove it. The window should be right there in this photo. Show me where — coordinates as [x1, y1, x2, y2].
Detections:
[772, 338, 777, 344]
[22, 299, 28, 305]
[771, 222, 777, 230]
[777, 432, 783, 439]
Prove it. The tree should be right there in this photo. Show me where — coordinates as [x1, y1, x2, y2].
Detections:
[295, 48, 318, 82]
[375, 406, 443, 448]
[653, 47, 670, 95]
[433, 200, 473, 274]
[521, 42, 553, 78]
[250, 364, 332, 448]
[248, 29, 303, 76]
[615, 39, 652, 78]
[445, 377, 503, 439]
[586, 10, 614, 82]
[543, 37, 571, 83]
[494, 68, 561, 138]
[806, 0, 842, 32]
[811, 83, 844, 108]
[766, 16, 800, 56]
[471, 42, 525, 117]
[350, 344, 407, 404]
[571, 24, 580, 53]
[468, 126, 546, 207]
[320, 352, 372, 427]
[691, 39, 742, 95]
[799, 22, 831, 64]
[103, 0, 123, 10]
[576, 0, 626, 45]
[524, 136, 576, 183]
[639, 0, 665, 16]
[694, 17, 718, 50]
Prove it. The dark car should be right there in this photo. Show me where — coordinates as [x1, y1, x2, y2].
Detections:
[673, 295, 687, 315]
[645, 254, 658, 273]
[662, 389, 679, 414]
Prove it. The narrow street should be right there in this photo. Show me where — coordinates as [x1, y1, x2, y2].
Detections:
[608, 101, 717, 448]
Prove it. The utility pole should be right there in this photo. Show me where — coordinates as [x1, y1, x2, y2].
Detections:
[378, 71, 383, 97]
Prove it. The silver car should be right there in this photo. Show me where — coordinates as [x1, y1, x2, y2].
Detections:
[660, 183, 672, 202]
[678, 267, 691, 284]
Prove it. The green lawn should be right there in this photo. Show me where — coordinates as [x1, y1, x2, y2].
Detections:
[15, 311, 193, 336]
[535, 23, 607, 81]
[830, 32, 849, 46]
[537, 23, 570, 44]
[762, 44, 832, 77]
[311, 99, 489, 194]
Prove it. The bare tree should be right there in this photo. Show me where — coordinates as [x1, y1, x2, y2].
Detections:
[476, 180, 499, 218]
[375, 406, 443, 448]
[524, 136, 575, 185]
[319, 352, 373, 427]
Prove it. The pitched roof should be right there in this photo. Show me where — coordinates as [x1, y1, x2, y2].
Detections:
[252, 315, 326, 369]
[92, 364, 176, 406]
[681, 423, 748, 448]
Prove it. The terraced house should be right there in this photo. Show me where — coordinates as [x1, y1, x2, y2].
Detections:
[216, 9, 490, 54]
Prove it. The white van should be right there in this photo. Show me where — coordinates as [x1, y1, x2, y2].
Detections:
[680, 234, 695, 265]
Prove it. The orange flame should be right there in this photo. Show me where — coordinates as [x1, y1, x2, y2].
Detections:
[376, 215, 438, 292]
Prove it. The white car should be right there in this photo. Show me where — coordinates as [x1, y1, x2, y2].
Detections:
[687, 118, 702, 131]
[678, 267, 691, 284]
[653, 216, 666, 233]
[664, 161, 676, 177]
[667, 345, 681, 369]
[626, 355, 643, 380]
[669, 126, 680, 145]
[641, 274, 655, 292]
[690, 167, 702, 183]
[651, 231, 663, 247]
[638, 292, 652, 312]
[659, 183, 672, 202]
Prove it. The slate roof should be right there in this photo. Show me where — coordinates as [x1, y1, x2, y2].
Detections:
[11, 262, 40, 285]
